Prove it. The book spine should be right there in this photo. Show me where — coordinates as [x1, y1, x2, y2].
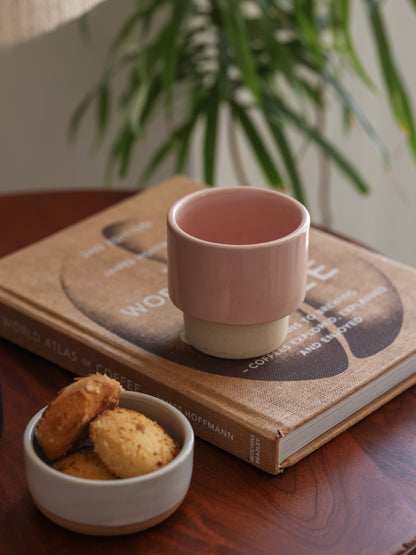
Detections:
[0, 298, 281, 474]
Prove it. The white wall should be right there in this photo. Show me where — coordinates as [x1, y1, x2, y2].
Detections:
[0, 1, 415, 267]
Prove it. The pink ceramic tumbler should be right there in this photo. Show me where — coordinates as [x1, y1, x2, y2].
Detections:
[167, 187, 310, 359]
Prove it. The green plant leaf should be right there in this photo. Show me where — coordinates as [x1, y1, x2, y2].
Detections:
[289, 36, 389, 167]
[231, 100, 284, 189]
[97, 82, 110, 142]
[106, 8, 143, 61]
[247, 1, 295, 80]
[203, 95, 219, 186]
[160, 0, 191, 101]
[262, 98, 307, 205]
[128, 78, 151, 134]
[77, 14, 90, 42]
[112, 127, 135, 178]
[175, 91, 207, 174]
[217, 0, 261, 103]
[320, 69, 390, 166]
[175, 120, 196, 174]
[330, 0, 375, 89]
[217, 28, 230, 101]
[69, 87, 98, 140]
[364, 0, 416, 161]
[293, 0, 325, 67]
[407, 0, 416, 14]
[139, 138, 173, 186]
[267, 93, 370, 195]
[137, 77, 163, 132]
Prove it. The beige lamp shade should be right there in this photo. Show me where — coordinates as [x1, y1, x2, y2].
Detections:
[0, 0, 108, 47]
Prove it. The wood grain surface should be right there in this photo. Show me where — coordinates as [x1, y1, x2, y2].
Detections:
[0, 189, 415, 555]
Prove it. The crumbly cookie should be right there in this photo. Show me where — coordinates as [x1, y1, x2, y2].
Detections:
[36, 374, 123, 461]
[52, 447, 117, 480]
[90, 407, 179, 478]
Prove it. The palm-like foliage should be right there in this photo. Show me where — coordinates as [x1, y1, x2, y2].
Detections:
[71, 0, 416, 208]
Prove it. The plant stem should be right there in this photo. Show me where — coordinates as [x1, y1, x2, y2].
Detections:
[317, 83, 333, 227]
[228, 107, 251, 186]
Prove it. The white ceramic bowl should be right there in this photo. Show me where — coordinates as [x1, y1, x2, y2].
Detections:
[23, 391, 194, 535]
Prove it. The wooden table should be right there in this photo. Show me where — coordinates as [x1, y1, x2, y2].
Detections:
[0, 190, 416, 555]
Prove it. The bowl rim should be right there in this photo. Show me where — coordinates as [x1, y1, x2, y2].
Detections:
[23, 390, 194, 486]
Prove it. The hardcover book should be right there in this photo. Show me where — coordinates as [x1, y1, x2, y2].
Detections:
[1, 175, 415, 474]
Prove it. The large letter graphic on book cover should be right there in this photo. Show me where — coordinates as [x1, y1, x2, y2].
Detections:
[60, 219, 403, 382]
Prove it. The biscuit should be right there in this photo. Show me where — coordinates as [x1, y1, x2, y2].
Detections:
[36, 374, 123, 461]
[90, 407, 179, 478]
[52, 447, 116, 480]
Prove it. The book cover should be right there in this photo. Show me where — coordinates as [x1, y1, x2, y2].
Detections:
[0, 175, 415, 474]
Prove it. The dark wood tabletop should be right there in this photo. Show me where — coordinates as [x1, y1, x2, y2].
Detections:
[0, 189, 415, 555]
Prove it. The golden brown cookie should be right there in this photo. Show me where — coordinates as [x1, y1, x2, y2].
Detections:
[90, 407, 179, 478]
[36, 374, 123, 461]
[52, 447, 117, 480]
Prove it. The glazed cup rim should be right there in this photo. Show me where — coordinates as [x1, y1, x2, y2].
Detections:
[167, 186, 310, 250]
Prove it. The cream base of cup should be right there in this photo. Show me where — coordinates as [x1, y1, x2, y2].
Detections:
[183, 313, 289, 359]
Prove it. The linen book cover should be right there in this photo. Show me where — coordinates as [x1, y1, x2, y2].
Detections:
[0, 175, 415, 474]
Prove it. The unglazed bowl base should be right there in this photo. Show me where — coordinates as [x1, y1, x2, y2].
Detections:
[35, 497, 184, 536]
[183, 314, 289, 359]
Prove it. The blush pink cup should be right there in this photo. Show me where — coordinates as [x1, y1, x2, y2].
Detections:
[167, 187, 310, 359]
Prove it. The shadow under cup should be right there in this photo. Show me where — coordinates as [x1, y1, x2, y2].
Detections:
[167, 187, 310, 359]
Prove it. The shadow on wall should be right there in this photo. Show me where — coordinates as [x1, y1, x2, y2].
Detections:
[0, 1, 175, 195]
